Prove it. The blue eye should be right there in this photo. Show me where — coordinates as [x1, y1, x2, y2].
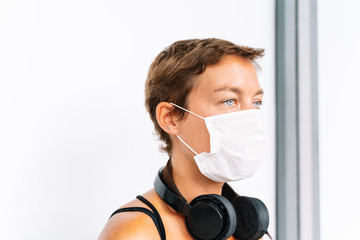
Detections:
[224, 99, 235, 106]
[254, 101, 263, 108]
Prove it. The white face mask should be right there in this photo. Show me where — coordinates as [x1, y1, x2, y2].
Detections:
[170, 103, 265, 182]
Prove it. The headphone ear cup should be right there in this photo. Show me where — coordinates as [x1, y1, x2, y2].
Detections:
[185, 194, 237, 240]
[231, 196, 269, 240]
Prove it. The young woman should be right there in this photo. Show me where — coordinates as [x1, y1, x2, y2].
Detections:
[99, 38, 270, 240]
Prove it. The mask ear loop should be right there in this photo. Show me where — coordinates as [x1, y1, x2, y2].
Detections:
[169, 102, 204, 156]
[169, 102, 205, 120]
[176, 135, 198, 155]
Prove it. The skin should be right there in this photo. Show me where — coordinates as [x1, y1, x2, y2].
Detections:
[98, 55, 264, 240]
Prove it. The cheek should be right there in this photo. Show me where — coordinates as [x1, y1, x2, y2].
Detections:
[181, 116, 211, 153]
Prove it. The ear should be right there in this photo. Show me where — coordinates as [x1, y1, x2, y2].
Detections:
[156, 102, 180, 135]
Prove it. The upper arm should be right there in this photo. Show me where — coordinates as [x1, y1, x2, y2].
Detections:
[98, 211, 161, 240]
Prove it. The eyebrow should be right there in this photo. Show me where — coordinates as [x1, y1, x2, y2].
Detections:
[213, 87, 264, 96]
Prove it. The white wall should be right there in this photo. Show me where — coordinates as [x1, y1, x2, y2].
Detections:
[318, 1, 360, 239]
[0, 1, 276, 239]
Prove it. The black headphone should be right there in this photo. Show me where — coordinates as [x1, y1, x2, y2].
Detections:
[154, 167, 269, 240]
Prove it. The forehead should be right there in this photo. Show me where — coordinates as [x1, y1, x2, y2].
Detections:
[191, 55, 260, 95]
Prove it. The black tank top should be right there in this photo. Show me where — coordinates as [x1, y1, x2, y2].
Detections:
[109, 195, 166, 240]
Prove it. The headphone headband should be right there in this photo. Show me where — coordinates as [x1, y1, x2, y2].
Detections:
[154, 167, 191, 215]
[154, 166, 241, 215]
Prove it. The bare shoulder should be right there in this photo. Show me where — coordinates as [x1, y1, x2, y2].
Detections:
[98, 191, 164, 240]
[98, 211, 160, 240]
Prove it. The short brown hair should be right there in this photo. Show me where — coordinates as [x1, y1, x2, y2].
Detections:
[145, 38, 264, 155]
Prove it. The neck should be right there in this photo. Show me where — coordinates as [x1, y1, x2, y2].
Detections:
[169, 151, 224, 203]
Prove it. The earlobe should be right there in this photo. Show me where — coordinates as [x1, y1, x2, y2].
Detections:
[156, 102, 179, 135]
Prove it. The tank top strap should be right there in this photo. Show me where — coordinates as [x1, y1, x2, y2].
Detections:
[109, 195, 166, 240]
[136, 195, 166, 240]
